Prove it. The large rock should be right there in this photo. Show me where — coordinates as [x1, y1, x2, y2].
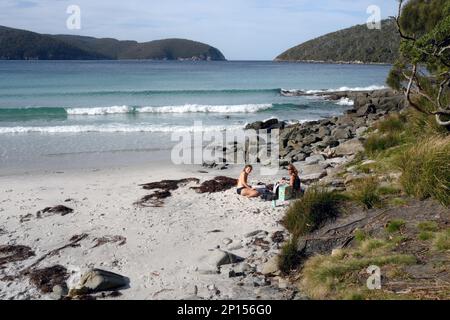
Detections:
[208, 249, 244, 267]
[304, 154, 325, 165]
[297, 163, 328, 175]
[302, 171, 327, 183]
[261, 256, 279, 275]
[69, 269, 128, 296]
[331, 127, 352, 140]
[356, 104, 376, 117]
[334, 139, 364, 156]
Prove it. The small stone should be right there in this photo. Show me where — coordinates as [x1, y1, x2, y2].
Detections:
[207, 249, 244, 267]
[261, 256, 279, 275]
[222, 238, 233, 245]
[227, 243, 243, 251]
[244, 230, 267, 238]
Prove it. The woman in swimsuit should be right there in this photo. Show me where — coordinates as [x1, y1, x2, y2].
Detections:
[236, 165, 260, 198]
[286, 164, 302, 196]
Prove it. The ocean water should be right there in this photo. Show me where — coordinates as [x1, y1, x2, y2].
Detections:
[0, 60, 391, 173]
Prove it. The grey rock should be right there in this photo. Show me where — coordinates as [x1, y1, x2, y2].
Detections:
[334, 139, 364, 156]
[222, 238, 233, 245]
[261, 256, 279, 275]
[208, 249, 244, 267]
[331, 127, 352, 140]
[304, 154, 325, 165]
[69, 269, 128, 295]
[227, 243, 243, 251]
[245, 230, 267, 238]
[356, 104, 376, 117]
[356, 126, 368, 137]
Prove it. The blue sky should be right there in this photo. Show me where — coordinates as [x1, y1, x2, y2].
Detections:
[0, 0, 398, 60]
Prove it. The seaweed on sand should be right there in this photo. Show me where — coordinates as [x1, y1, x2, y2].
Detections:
[36, 205, 74, 218]
[28, 265, 69, 293]
[191, 176, 238, 194]
[0, 245, 35, 266]
[135, 178, 200, 207]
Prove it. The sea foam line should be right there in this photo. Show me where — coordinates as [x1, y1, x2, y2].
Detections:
[0, 124, 245, 134]
[65, 104, 273, 115]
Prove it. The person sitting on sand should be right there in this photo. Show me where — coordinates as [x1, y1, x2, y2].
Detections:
[236, 165, 260, 198]
[282, 164, 302, 196]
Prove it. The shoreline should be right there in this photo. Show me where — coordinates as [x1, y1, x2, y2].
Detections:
[0, 88, 407, 300]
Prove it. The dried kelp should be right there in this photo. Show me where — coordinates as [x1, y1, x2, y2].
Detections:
[0, 245, 35, 266]
[37, 205, 74, 218]
[92, 235, 127, 248]
[135, 178, 200, 207]
[28, 265, 69, 293]
[191, 176, 237, 193]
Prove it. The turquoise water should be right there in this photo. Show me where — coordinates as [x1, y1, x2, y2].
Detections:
[0, 60, 390, 173]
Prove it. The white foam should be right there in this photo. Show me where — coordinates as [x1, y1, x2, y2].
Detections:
[335, 97, 355, 106]
[65, 104, 273, 115]
[0, 124, 244, 134]
[305, 85, 386, 94]
[138, 104, 272, 113]
[66, 105, 133, 115]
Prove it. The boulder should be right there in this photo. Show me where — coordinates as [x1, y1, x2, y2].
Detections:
[304, 154, 325, 165]
[261, 256, 279, 275]
[356, 104, 376, 117]
[334, 139, 364, 156]
[302, 134, 319, 145]
[331, 127, 352, 140]
[355, 126, 368, 137]
[297, 163, 328, 175]
[318, 126, 331, 138]
[69, 269, 128, 296]
[208, 250, 244, 267]
[245, 121, 263, 131]
[302, 171, 327, 183]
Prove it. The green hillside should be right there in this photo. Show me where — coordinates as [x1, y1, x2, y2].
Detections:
[276, 19, 400, 64]
[0, 26, 226, 61]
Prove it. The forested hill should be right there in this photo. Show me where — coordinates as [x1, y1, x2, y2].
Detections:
[0, 26, 226, 61]
[275, 19, 400, 64]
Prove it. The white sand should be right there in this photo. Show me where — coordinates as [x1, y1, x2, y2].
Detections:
[0, 163, 289, 299]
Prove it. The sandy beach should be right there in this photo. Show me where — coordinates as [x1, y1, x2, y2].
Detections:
[0, 163, 292, 300]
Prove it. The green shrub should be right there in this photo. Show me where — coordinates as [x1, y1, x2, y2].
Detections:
[378, 185, 402, 196]
[433, 229, 450, 251]
[417, 221, 439, 232]
[278, 238, 300, 274]
[282, 186, 342, 237]
[354, 229, 368, 243]
[377, 114, 406, 134]
[349, 177, 381, 209]
[396, 136, 450, 207]
[364, 133, 403, 156]
[386, 219, 406, 233]
[419, 231, 434, 241]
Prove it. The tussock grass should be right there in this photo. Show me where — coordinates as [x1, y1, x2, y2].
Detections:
[419, 231, 434, 241]
[364, 133, 403, 157]
[348, 177, 381, 209]
[396, 135, 450, 207]
[300, 239, 416, 299]
[278, 238, 300, 274]
[417, 221, 439, 232]
[386, 219, 406, 233]
[433, 229, 450, 251]
[376, 114, 407, 134]
[282, 186, 343, 238]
